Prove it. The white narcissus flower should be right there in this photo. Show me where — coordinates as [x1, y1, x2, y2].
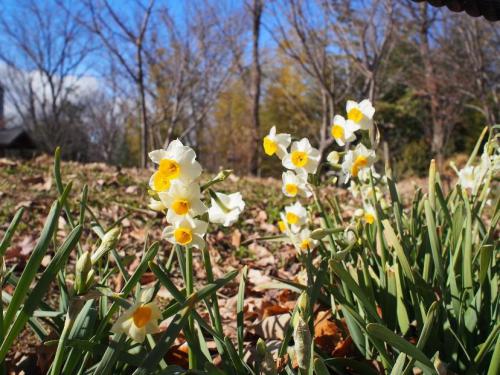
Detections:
[163, 217, 208, 249]
[294, 228, 318, 252]
[208, 192, 245, 227]
[148, 198, 166, 212]
[331, 114, 360, 146]
[457, 166, 476, 191]
[263, 126, 291, 159]
[282, 138, 321, 174]
[284, 201, 307, 233]
[346, 99, 375, 131]
[363, 205, 376, 225]
[111, 293, 161, 343]
[281, 171, 311, 198]
[158, 181, 207, 224]
[341, 143, 376, 180]
[148, 139, 202, 192]
[327, 151, 340, 165]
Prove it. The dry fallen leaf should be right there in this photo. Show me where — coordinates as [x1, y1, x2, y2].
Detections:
[251, 313, 291, 340]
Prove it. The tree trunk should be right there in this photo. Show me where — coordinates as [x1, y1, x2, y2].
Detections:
[250, 0, 263, 176]
[137, 47, 149, 168]
[419, 3, 444, 171]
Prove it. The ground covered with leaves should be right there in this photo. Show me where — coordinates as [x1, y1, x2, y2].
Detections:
[0, 155, 433, 374]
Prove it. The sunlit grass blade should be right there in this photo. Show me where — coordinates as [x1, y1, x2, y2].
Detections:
[0, 224, 82, 362]
[0, 207, 24, 256]
[132, 308, 191, 375]
[237, 265, 248, 357]
[366, 323, 436, 374]
[2, 200, 62, 330]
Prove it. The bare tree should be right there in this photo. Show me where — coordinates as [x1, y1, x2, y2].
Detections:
[0, 0, 93, 157]
[456, 18, 499, 126]
[270, 0, 350, 156]
[148, 1, 240, 150]
[79, 0, 155, 168]
[325, 0, 397, 103]
[249, 0, 263, 175]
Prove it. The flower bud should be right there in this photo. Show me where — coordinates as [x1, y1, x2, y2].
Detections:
[296, 291, 309, 319]
[256, 338, 277, 375]
[75, 251, 92, 295]
[293, 316, 312, 371]
[91, 227, 121, 264]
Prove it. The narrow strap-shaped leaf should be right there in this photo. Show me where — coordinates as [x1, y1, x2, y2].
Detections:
[3, 200, 62, 330]
[402, 301, 439, 374]
[0, 225, 82, 362]
[132, 308, 190, 375]
[330, 261, 381, 323]
[237, 265, 248, 357]
[366, 323, 436, 374]
[0, 207, 24, 256]
[424, 201, 444, 284]
[382, 220, 415, 284]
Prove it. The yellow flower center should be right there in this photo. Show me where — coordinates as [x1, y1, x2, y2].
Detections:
[263, 136, 278, 156]
[348, 108, 364, 123]
[291, 151, 308, 168]
[286, 212, 300, 225]
[174, 227, 193, 245]
[159, 159, 181, 179]
[285, 183, 298, 196]
[364, 213, 375, 224]
[300, 239, 311, 251]
[133, 305, 152, 328]
[172, 199, 190, 215]
[278, 221, 286, 232]
[351, 155, 368, 177]
[152, 171, 171, 192]
[331, 124, 344, 139]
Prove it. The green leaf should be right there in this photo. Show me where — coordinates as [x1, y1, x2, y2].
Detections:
[0, 207, 24, 256]
[0, 225, 82, 362]
[3, 200, 62, 330]
[132, 308, 191, 375]
[366, 323, 436, 374]
[424, 201, 444, 284]
[382, 220, 415, 284]
[330, 261, 381, 324]
[237, 265, 248, 357]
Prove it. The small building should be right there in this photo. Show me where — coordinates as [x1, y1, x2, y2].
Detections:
[0, 85, 36, 158]
[0, 126, 36, 158]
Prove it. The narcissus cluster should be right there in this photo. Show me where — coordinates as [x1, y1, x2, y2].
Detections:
[114, 139, 245, 343]
[264, 99, 382, 252]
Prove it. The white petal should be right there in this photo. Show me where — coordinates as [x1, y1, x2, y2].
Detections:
[148, 149, 168, 164]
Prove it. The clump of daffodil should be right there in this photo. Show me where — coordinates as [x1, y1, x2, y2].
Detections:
[111, 290, 161, 343]
[147, 139, 245, 251]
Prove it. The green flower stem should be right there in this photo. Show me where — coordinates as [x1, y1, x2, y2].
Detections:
[312, 188, 335, 254]
[185, 246, 196, 369]
[50, 313, 74, 375]
[201, 248, 224, 336]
